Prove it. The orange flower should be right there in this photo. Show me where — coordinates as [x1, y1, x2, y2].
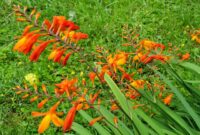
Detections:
[138, 39, 165, 52]
[38, 98, 49, 109]
[16, 91, 22, 95]
[140, 54, 169, 64]
[13, 32, 34, 50]
[63, 104, 78, 132]
[48, 47, 67, 63]
[191, 32, 200, 44]
[29, 40, 55, 61]
[62, 52, 72, 66]
[22, 93, 29, 99]
[107, 52, 128, 72]
[13, 32, 40, 54]
[32, 101, 64, 134]
[137, 68, 143, 74]
[41, 84, 48, 95]
[30, 96, 39, 103]
[22, 25, 33, 36]
[48, 48, 60, 60]
[89, 116, 103, 126]
[126, 90, 140, 99]
[30, 8, 36, 17]
[98, 65, 112, 82]
[111, 103, 119, 111]
[55, 78, 77, 97]
[133, 52, 143, 61]
[51, 16, 79, 34]
[113, 117, 118, 127]
[82, 78, 86, 86]
[51, 16, 66, 33]
[88, 72, 96, 85]
[76, 103, 84, 110]
[16, 18, 27, 22]
[130, 80, 145, 89]
[163, 94, 173, 105]
[65, 31, 88, 43]
[35, 12, 40, 21]
[43, 19, 51, 30]
[53, 49, 65, 62]
[89, 91, 100, 104]
[121, 72, 134, 81]
[181, 53, 190, 61]
[33, 84, 38, 93]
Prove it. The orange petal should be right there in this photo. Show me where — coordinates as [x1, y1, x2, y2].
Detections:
[13, 37, 27, 51]
[82, 78, 86, 86]
[17, 18, 27, 22]
[163, 94, 173, 105]
[53, 49, 65, 62]
[22, 94, 29, 99]
[56, 112, 64, 116]
[38, 98, 49, 109]
[48, 49, 58, 60]
[38, 115, 51, 133]
[22, 34, 41, 54]
[51, 114, 64, 127]
[89, 72, 96, 85]
[43, 19, 51, 30]
[30, 8, 36, 17]
[32, 111, 46, 117]
[16, 91, 22, 95]
[41, 84, 48, 95]
[29, 40, 53, 62]
[35, 12, 40, 20]
[113, 117, 118, 127]
[22, 25, 33, 36]
[62, 52, 72, 66]
[181, 53, 190, 61]
[89, 116, 103, 126]
[97, 99, 101, 109]
[30, 96, 39, 103]
[63, 104, 78, 132]
[24, 83, 28, 90]
[83, 103, 90, 110]
[15, 85, 21, 89]
[90, 91, 100, 104]
[111, 103, 119, 111]
[33, 84, 38, 93]
[76, 103, 83, 111]
[50, 101, 61, 113]
[121, 72, 133, 81]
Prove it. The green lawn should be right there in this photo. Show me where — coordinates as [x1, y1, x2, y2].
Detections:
[0, 0, 200, 134]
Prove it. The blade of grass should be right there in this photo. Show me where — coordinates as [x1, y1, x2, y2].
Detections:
[179, 62, 200, 75]
[134, 108, 164, 135]
[166, 64, 200, 97]
[79, 110, 111, 135]
[104, 73, 150, 135]
[96, 105, 134, 135]
[154, 69, 200, 130]
[105, 121, 121, 135]
[139, 89, 195, 134]
[72, 122, 93, 135]
[183, 80, 200, 84]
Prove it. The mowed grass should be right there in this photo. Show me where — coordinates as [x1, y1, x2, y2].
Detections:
[0, 0, 200, 134]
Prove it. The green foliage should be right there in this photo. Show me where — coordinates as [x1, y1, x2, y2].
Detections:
[79, 110, 111, 135]
[72, 122, 92, 135]
[1, 0, 200, 134]
[103, 64, 200, 135]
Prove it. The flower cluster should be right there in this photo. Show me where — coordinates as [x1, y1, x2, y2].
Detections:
[12, 6, 194, 134]
[191, 29, 200, 44]
[13, 5, 88, 66]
